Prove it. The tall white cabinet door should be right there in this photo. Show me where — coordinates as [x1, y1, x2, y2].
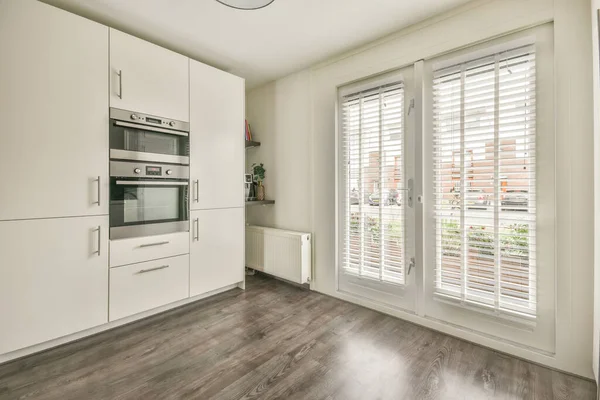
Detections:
[0, 0, 108, 221]
[0, 216, 109, 355]
[110, 29, 189, 122]
[190, 61, 245, 210]
[190, 208, 244, 297]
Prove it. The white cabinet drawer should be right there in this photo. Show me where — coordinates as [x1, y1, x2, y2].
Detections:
[109, 255, 189, 321]
[110, 232, 189, 267]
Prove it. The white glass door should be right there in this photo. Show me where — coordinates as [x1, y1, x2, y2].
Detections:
[421, 25, 555, 352]
[337, 66, 416, 311]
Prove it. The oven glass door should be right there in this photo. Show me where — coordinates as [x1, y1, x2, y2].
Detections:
[110, 121, 189, 164]
[110, 179, 189, 239]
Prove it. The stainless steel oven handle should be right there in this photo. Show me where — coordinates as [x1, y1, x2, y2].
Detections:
[114, 120, 189, 137]
[136, 265, 169, 274]
[115, 180, 189, 186]
[139, 241, 170, 248]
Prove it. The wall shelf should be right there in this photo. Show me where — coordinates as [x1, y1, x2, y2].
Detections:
[245, 140, 261, 149]
[245, 200, 275, 206]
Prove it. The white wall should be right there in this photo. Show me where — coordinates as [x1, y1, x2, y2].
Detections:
[245, 70, 312, 233]
[592, 0, 600, 384]
[246, 0, 595, 378]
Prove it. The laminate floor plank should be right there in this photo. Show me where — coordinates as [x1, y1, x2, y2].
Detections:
[0, 274, 595, 400]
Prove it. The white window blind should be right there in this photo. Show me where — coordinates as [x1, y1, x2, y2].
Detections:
[432, 45, 536, 318]
[340, 81, 406, 285]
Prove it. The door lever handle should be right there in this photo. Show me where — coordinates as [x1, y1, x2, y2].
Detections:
[407, 257, 415, 276]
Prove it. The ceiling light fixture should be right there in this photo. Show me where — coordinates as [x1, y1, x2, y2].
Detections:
[216, 0, 275, 10]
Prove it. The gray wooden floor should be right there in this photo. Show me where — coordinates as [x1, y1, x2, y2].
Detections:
[0, 274, 596, 400]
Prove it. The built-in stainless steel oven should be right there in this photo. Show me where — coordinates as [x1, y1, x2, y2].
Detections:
[109, 160, 189, 240]
[110, 108, 190, 165]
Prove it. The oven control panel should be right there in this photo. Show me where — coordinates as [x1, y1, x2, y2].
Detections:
[110, 160, 189, 180]
[146, 166, 162, 176]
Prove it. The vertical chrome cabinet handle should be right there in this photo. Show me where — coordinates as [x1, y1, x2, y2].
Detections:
[194, 218, 199, 241]
[94, 226, 101, 256]
[117, 70, 123, 99]
[194, 179, 199, 203]
[93, 176, 101, 206]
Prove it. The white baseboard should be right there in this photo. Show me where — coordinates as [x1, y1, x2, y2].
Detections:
[0, 283, 241, 365]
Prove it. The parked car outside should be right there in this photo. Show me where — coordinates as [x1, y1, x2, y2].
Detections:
[501, 190, 528, 211]
[465, 188, 490, 209]
[450, 187, 491, 210]
[369, 189, 401, 206]
[349, 189, 360, 205]
[368, 191, 380, 206]
[386, 188, 401, 206]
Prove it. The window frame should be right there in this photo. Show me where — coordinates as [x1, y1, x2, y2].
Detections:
[431, 45, 538, 318]
[422, 25, 555, 353]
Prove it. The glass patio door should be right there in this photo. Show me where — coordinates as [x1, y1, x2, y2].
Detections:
[337, 66, 416, 311]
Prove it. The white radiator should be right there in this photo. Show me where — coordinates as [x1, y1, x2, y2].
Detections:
[245, 225, 312, 285]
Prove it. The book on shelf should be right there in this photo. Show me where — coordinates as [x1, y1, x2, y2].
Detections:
[245, 119, 253, 142]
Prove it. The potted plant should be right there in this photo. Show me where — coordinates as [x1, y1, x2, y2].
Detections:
[251, 163, 266, 200]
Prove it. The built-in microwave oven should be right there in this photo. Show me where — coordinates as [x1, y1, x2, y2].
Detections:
[109, 160, 189, 240]
[109, 108, 190, 165]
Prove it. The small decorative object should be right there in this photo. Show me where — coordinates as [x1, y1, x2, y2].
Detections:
[252, 163, 266, 201]
[216, 0, 275, 10]
[257, 182, 265, 201]
[244, 174, 254, 200]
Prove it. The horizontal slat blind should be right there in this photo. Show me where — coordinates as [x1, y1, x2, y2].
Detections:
[341, 82, 406, 285]
[432, 45, 536, 318]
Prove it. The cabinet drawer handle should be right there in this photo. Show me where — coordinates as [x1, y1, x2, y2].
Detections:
[117, 69, 123, 99]
[139, 241, 170, 248]
[136, 265, 169, 274]
[194, 179, 199, 203]
[194, 218, 199, 241]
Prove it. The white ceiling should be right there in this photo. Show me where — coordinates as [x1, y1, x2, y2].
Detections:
[42, 0, 473, 89]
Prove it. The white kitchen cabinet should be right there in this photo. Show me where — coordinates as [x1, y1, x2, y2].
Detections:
[110, 29, 189, 122]
[110, 231, 190, 268]
[190, 208, 244, 296]
[0, 216, 109, 355]
[0, 0, 108, 221]
[109, 255, 190, 321]
[190, 60, 245, 210]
